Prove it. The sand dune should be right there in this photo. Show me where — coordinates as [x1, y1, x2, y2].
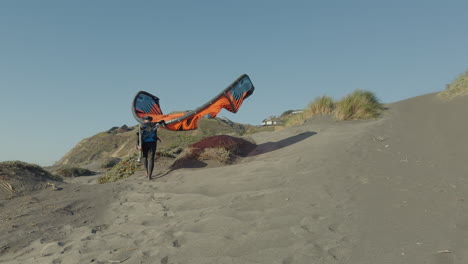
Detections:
[1, 93, 467, 264]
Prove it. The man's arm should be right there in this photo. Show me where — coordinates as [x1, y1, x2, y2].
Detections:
[148, 120, 165, 132]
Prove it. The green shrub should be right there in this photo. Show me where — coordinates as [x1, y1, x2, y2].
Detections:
[55, 167, 95, 177]
[334, 90, 384, 120]
[100, 157, 122, 169]
[439, 69, 468, 100]
[98, 155, 140, 183]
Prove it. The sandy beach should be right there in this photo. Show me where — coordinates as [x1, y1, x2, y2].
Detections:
[1, 93, 467, 264]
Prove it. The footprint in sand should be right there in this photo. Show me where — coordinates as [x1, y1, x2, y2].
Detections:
[172, 239, 181, 248]
[328, 246, 352, 261]
[300, 242, 325, 258]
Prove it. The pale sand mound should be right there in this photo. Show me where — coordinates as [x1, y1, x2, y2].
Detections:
[1, 93, 467, 264]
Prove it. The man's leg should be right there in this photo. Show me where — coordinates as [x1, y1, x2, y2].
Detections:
[142, 142, 150, 176]
[147, 142, 157, 179]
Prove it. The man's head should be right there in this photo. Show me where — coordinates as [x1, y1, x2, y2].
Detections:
[143, 116, 153, 123]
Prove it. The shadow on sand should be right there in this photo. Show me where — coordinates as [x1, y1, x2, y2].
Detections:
[246, 131, 317, 157]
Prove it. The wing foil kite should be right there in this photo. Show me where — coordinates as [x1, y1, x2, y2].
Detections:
[132, 74, 255, 131]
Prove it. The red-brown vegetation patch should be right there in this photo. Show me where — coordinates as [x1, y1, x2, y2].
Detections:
[190, 135, 256, 155]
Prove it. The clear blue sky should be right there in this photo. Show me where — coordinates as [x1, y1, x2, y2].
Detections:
[1, 0, 468, 166]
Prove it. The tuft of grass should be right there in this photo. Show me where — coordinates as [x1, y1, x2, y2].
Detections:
[307, 96, 335, 116]
[55, 167, 95, 177]
[334, 90, 384, 120]
[98, 155, 140, 184]
[439, 69, 468, 100]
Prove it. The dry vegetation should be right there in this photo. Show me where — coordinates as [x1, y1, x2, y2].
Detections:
[198, 148, 234, 164]
[439, 69, 468, 100]
[169, 135, 256, 170]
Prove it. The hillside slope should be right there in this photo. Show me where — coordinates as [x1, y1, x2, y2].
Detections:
[55, 118, 256, 168]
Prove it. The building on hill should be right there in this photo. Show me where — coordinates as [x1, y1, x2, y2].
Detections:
[262, 116, 279, 126]
[280, 109, 304, 117]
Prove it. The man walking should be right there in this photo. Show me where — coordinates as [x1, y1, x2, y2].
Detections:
[136, 116, 165, 180]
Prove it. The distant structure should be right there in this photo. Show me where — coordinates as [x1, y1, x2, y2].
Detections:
[262, 110, 304, 126]
[262, 116, 279, 126]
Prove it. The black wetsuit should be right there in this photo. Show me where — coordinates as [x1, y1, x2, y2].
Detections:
[136, 121, 164, 178]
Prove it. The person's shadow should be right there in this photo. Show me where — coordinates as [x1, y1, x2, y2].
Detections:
[246, 131, 317, 157]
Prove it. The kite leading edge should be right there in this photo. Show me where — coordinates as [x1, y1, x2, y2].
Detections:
[131, 74, 255, 131]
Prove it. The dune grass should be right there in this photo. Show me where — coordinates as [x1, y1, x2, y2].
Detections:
[282, 96, 335, 126]
[282, 90, 384, 127]
[439, 69, 468, 100]
[307, 96, 335, 116]
[334, 90, 384, 120]
[283, 112, 306, 127]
